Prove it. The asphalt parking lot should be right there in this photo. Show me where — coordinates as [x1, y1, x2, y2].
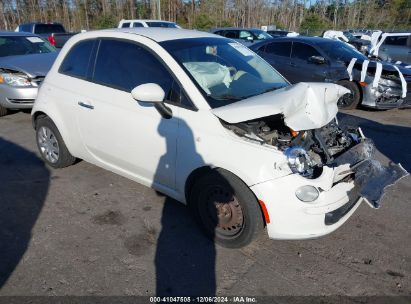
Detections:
[0, 109, 410, 297]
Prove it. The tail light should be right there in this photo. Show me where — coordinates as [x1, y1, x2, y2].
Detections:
[48, 35, 56, 46]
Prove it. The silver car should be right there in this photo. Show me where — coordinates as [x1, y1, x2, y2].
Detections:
[0, 31, 57, 116]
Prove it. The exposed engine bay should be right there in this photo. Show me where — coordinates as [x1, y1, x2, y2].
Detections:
[223, 114, 363, 179]
[223, 113, 408, 207]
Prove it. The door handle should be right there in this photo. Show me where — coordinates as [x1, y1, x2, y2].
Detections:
[78, 101, 94, 110]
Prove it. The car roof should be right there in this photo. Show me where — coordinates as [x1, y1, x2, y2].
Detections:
[256, 36, 333, 45]
[99, 28, 220, 42]
[211, 27, 263, 31]
[250, 36, 338, 50]
[0, 31, 42, 37]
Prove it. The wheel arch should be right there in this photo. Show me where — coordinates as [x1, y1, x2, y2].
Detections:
[184, 165, 268, 226]
[337, 78, 364, 103]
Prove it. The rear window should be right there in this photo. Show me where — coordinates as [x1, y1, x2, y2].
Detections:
[132, 22, 143, 28]
[121, 22, 131, 28]
[34, 24, 65, 34]
[59, 40, 95, 79]
[146, 22, 177, 28]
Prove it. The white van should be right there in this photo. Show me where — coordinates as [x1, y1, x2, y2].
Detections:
[118, 19, 180, 29]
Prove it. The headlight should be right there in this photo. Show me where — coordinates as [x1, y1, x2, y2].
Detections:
[0, 73, 31, 87]
[285, 146, 314, 178]
[295, 185, 320, 203]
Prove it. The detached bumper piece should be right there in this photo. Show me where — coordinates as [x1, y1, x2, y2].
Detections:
[334, 139, 408, 208]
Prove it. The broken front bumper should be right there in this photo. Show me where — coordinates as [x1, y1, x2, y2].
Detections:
[362, 84, 411, 109]
[333, 139, 408, 208]
[251, 140, 408, 240]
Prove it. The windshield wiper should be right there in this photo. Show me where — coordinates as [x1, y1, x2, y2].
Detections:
[212, 94, 244, 101]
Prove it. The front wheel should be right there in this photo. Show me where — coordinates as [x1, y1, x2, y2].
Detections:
[35, 116, 76, 168]
[337, 80, 361, 110]
[189, 169, 265, 248]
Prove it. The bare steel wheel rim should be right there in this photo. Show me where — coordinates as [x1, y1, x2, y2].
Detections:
[37, 126, 60, 164]
[199, 185, 245, 239]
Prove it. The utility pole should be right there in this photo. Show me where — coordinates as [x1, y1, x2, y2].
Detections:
[157, 0, 161, 20]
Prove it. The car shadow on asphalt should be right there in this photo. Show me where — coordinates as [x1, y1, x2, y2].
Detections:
[0, 137, 50, 288]
[154, 117, 217, 296]
[338, 112, 411, 172]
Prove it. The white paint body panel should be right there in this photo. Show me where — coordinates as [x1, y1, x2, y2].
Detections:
[212, 82, 349, 131]
[33, 29, 361, 240]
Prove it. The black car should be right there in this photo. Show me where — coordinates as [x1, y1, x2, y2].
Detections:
[250, 37, 411, 109]
[342, 31, 371, 54]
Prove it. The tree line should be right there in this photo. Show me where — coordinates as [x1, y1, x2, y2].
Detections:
[0, 0, 410, 34]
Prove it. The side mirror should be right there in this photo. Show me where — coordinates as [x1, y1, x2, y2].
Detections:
[131, 83, 165, 103]
[131, 83, 172, 119]
[308, 55, 326, 64]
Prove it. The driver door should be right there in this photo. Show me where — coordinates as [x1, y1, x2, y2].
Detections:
[76, 39, 180, 189]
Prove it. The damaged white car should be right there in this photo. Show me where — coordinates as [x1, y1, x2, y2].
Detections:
[32, 29, 408, 248]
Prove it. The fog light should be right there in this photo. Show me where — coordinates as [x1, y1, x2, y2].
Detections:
[295, 185, 319, 203]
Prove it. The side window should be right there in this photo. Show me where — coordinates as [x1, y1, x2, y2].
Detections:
[239, 31, 252, 39]
[132, 22, 144, 28]
[121, 22, 131, 28]
[265, 42, 292, 57]
[59, 40, 95, 79]
[384, 36, 408, 46]
[93, 39, 193, 108]
[291, 42, 321, 61]
[20, 25, 32, 32]
[224, 31, 239, 39]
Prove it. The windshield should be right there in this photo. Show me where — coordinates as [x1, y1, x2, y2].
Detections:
[318, 40, 367, 62]
[161, 38, 288, 108]
[0, 36, 56, 57]
[146, 22, 178, 28]
[251, 30, 272, 40]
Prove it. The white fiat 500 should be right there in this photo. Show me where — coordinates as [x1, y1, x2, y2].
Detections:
[32, 29, 407, 248]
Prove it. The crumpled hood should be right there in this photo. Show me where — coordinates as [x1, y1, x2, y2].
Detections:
[0, 53, 58, 77]
[212, 82, 349, 131]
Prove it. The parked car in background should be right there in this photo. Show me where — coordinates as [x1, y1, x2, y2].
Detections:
[118, 19, 181, 29]
[0, 31, 57, 116]
[370, 32, 411, 64]
[342, 31, 370, 54]
[251, 37, 411, 109]
[32, 28, 407, 248]
[15, 22, 77, 48]
[210, 27, 272, 46]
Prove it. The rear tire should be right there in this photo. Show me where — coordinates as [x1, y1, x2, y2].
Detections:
[189, 169, 264, 248]
[337, 80, 361, 110]
[0, 105, 8, 117]
[35, 116, 76, 168]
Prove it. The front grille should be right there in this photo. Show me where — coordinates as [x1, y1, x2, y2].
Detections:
[325, 174, 360, 225]
[7, 98, 35, 104]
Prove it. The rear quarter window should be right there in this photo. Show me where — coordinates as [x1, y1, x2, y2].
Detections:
[59, 40, 95, 79]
